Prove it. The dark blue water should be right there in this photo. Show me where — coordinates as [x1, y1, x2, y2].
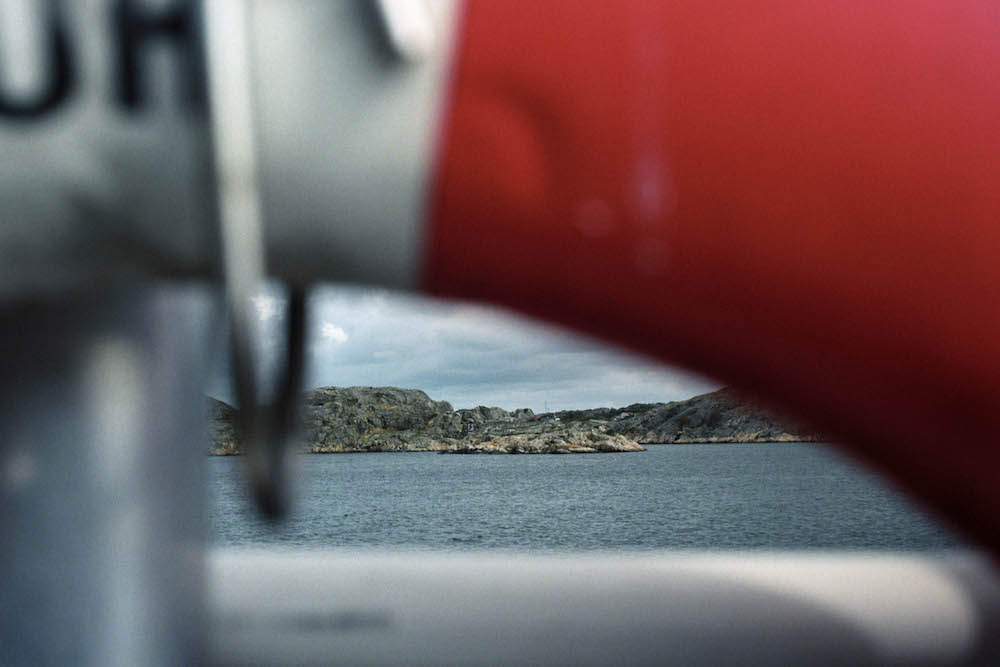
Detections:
[208, 443, 962, 551]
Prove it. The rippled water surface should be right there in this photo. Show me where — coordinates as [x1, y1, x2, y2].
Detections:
[209, 443, 961, 551]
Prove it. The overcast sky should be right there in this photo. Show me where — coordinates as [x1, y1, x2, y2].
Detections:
[205, 284, 720, 413]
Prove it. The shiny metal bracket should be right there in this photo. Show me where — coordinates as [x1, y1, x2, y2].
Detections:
[203, 0, 302, 518]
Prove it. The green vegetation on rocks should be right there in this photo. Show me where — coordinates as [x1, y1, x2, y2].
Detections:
[206, 386, 642, 455]
[584, 388, 819, 443]
[206, 386, 818, 456]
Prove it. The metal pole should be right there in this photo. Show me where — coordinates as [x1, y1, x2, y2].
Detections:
[0, 286, 214, 665]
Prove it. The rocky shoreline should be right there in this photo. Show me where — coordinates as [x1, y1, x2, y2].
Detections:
[207, 387, 818, 456]
[587, 388, 820, 444]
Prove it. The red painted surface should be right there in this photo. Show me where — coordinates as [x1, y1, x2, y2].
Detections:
[425, 1, 1000, 555]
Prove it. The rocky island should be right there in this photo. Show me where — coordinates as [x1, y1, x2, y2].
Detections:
[206, 387, 818, 456]
[555, 388, 820, 444]
[207, 387, 643, 455]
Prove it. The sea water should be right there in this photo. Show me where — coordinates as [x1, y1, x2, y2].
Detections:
[208, 443, 962, 551]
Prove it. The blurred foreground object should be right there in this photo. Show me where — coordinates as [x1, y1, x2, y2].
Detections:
[2, 0, 1000, 664]
[0, 289, 213, 664]
[3, 0, 998, 552]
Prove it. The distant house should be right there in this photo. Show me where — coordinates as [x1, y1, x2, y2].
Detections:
[614, 411, 634, 421]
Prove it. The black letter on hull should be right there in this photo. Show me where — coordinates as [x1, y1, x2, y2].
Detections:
[0, 0, 74, 119]
[115, 0, 204, 111]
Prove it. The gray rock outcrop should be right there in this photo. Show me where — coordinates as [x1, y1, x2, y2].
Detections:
[206, 387, 642, 455]
[303, 386, 460, 452]
[206, 397, 240, 455]
[604, 388, 818, 443]
[206, 386, 818, 455]
[442, 422, 644, 454]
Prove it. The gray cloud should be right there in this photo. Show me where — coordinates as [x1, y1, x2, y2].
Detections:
[206, 284, 720, 412]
